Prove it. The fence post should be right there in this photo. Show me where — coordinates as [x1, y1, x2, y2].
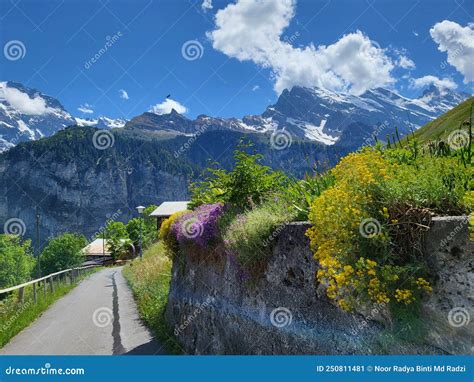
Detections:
[33, 282, 37, 304]
[49, 276, 54, 293]
[18, 287, 24, 304]
[43, 280, 47, 297]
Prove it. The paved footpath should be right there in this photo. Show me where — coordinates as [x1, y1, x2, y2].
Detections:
[0, 267, 166, 355]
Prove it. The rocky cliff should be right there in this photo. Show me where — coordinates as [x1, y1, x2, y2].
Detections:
[0, 126, 341, 247]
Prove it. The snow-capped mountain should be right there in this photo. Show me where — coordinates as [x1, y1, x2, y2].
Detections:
[127, 85, 471, 148]
[75, 116, 126, 129]
[0, 82, 128, 152]
[413, 84, 470, 115]
[0, 81, 75, 151]
[1, 81, 470, 153]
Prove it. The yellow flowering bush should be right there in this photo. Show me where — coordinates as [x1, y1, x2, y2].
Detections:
[307, 148, 435, 312]
[159, 211, 188, 258]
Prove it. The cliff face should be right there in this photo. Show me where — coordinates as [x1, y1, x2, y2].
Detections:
[0, 127, 193, 246]
[0, 126, 343, 247]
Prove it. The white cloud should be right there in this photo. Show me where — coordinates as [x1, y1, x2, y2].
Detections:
[409, 75, 457, 90]
[251, 85, 260, 91]
[149, 98, 188, 115]
[397, 55, 416, 70]
[207, 0, 398, 95]
[430, 20, 474, 83]
[119, 89, 129, 100]
[202, 0, 213, 11]
[0, 83, 56, 115]
[78, 103, 94, 114]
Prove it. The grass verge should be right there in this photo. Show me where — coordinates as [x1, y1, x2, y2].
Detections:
[123, 241, 182, 354]
[0, 268, 100, 348]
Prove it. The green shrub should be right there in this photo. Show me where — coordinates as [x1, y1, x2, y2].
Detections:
[306, 147, 470, 313]
[189, 147, 288, 211]
[101, 222, 131, 260]
[282, 172, 335, 221]
[223, 201, 293, 268]
[40, 233, 87, 275]
[159, 210, 188, 258]
[381, 154, 471, 214]
[0, 235, 35, 288]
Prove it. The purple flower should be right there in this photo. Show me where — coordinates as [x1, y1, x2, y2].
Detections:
[172, 203, 225, 248]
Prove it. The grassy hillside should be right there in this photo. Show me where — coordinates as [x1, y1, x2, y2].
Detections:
[408, 96, 473, 143]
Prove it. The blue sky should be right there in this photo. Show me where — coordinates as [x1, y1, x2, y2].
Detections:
[1, 0, 473, 120]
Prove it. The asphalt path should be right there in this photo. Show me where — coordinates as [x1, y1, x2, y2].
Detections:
[0, 267, 165, 355]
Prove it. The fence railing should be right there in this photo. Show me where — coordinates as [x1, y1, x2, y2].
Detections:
[0, 265, 100, 304]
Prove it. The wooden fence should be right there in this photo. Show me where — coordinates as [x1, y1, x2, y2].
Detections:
[0, 265, 100, 304]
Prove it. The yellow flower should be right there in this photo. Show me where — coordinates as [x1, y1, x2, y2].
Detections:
[395, 289, 414, 304]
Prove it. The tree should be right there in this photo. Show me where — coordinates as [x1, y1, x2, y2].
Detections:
[126, 206, 158, 250]
[40, 233, 87, 275]
[0, 235, 35, 288]
[103, 221, 128, 240]
[189, 146, 288, 210]
[143, 205, 158, 230]
[103, 221, 131, 260]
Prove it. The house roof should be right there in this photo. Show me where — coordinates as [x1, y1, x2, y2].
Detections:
[149, 201, 189, 217]
[82, 238, 111, 256]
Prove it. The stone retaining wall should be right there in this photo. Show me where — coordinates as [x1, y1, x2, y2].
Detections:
[165, 217, 473, 355]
